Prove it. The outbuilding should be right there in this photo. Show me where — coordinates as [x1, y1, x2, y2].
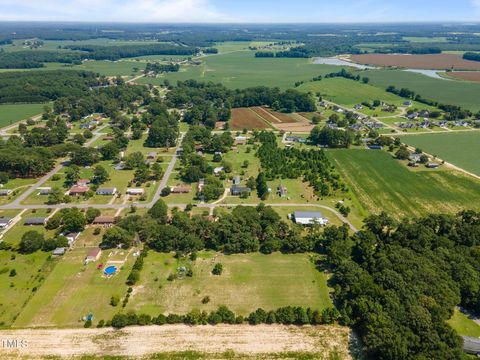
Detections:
[96, 187, 117, 196]
[0, 217, 12, 229]
[126, 188, 144, 195]
[24, 217, 47, 226]
[85, 248, 102, 263]
[93, 216, 116, 225]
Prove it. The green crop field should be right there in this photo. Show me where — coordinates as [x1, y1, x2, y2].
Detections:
[0, 103, 46, 128]
[138, 51, 343, 90]
[127, 251, 332, 316]
[399, 132, 480, 176]
[363, 69, 480, 112]
[298, 78, 404, 107]
[327, 149, 480, 218]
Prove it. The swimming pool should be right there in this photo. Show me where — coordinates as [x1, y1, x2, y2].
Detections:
[104, 265, 117, 276]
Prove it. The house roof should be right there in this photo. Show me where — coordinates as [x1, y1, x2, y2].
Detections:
[70, 185, 89, 193]
[0, 217, 12, 224]
[97, 187, 116, 193]
[24, 217, 46, 225]
[294, 211, 323, 219]
[93, 216, 116, 224]
[53, 247, 66, 255]
[87, 248, 102, 258]
[463, 336, 480, 354]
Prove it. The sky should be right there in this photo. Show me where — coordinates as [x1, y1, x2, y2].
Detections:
[0, 0, 479, 23]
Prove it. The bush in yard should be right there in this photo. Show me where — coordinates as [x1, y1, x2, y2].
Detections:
[212, 263, 223, 275]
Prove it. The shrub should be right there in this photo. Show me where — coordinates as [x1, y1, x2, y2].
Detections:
[110, 295, 120, 307]
[212, 263, 223, 275]
[9, 269, 16, 277]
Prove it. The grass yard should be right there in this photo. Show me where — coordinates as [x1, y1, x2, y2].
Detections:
[448, 309, 480, 337]
[0, 250, 53, 327]
[0, 103, 45, 128]
[327, 149, 480, 219]
[399, 132, 480, 176]
[127, 251, 332, 316]
[298, 78, 405, 107]
[364, 68, 480, 112]
[13, 238, 136, 328]
[138, 50, 344, 90]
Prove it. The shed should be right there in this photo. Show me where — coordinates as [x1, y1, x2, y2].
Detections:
[85, 248, 102, 263]
[52, 247, 66, 256]
[147, 152, 157, 159]
[126, 188, 144, 195]
[38, 187, 51, 195]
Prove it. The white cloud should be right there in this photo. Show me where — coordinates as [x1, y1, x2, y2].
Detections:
[0, 0, 231, 22]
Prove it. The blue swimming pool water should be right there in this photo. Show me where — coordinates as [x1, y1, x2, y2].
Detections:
[104, 265, 117, 276]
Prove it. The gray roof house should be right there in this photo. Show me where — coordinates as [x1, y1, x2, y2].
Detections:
[231, 185, 251, 196]
[293, 211, 329, 226]
[24, 217, 47, 226]
[0, 189, 12, 196]
[462, 336, 480, 355]
[52, 247, 66, 256]
[0, 217, 12, 229]
[96, 187, 117, 195]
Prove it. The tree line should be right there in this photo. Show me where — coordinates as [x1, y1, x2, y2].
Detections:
[0, 50, 83, 69]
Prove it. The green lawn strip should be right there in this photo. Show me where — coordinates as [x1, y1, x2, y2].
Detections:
[448, 309, 480, 337]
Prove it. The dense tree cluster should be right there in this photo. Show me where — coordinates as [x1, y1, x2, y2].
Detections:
[0, 70, 103, 104]
[256, 131, 345, 197]
[310, 126, 355, 149]
[327, 211, 480, 360]
[463, 52, 480, 62]
[63, 44, 198, 61]
[0, 50, 83, 69]
[145, 62, 180, 74]
[109, 304, 337, 329]
[143, 101, 179, 148]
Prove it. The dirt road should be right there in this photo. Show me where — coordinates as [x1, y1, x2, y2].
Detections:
[0, 324, 352, 359]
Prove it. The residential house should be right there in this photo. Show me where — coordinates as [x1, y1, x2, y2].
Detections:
[463, 336, 480, 356]
[147, 152, 157, 159]
[170, 186, 191, 194]
[38, 187, 51, 195]
[77, 179, 90, 186]
[231, 185, 251, 196]
[0, 189, 12, 196]
[233, 176, 241, 186]
[69, 185, 89, 196]
[126, 188, 144, 195]
[96, 188, 117, 196]
[0, 217, 12, 229]
[293, 211, 329, 226]
[368, 145, 383, 150]
[427, 163, 440, 169]
[277, 185, 287, 198]
[24, 217, 47, 226]
[85, 248, 102, 263]
[93, 216, 116, 226]
[52, 247, 66, 256]
[65, 232, 81, 247]
[213, 167, 224, 176]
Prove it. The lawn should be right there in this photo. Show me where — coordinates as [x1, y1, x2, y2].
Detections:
[0, 250, 53, 327]
[0, 103, 46, 128]
[327, 149, 480, 219]
[298, 78, 406, 107]
[138, 50, 344, 90]
[127, 251, 332, 316]
[1, 209, 56, 246]
[399, 131, 480, 176]
[448, 308, 480, 337]
[13, 234, 136, 328]
[363, 68, 480, 112]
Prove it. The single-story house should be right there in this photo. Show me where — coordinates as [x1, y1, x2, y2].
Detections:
[69, 185, 89, 196]
[0, 189, 12, 196]
[427, 163, 440, 169]
[170, 186, 191, 194]
[368, 145, 383, 150]
[126, 188, 144, 195]
[293, 211, 329, 226]
[96, 187, 117, 196]
[233, 176, 241, 186]
[85, 248, 102, 263]
[278, 185, 287, 198]
[235, 136, 248, 142]
[52, 247, 66, 256]
[213, 167, 224, 176]
[231, 185, 251, 196]
[114, 163, 125, 171]
[77, 179, 90, 186]
[65, 232, 81, 246]
[0, 217, 12, 229]
[93, 216, 116, 225]
[463, 336, 480, 355]
[147, 152, 157, 159]
[38, 187, 51, 195]
[24, 217, 47, 226]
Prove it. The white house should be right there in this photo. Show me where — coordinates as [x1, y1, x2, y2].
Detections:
[126, 188, 144, 195]
[293, 211, 329, 226]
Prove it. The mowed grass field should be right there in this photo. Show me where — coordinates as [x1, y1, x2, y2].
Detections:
[363, 69, 480, 112]
[0, 103, 45, 128]
[448, 309, 480, 337]
[128, 252, 332, 316]
[298, 78, 403, 107]
[327, 149, 480, 218]
[139, 51, 343, 90]
[399, 132, 480, 176]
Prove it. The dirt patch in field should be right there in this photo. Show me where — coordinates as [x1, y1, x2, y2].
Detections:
[275, 113, 315, 133]
[0, 325, 352, 359]
[350, 54, 480, 70]
[446, 71, 480, 82]
[230, 108, 270, 130]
